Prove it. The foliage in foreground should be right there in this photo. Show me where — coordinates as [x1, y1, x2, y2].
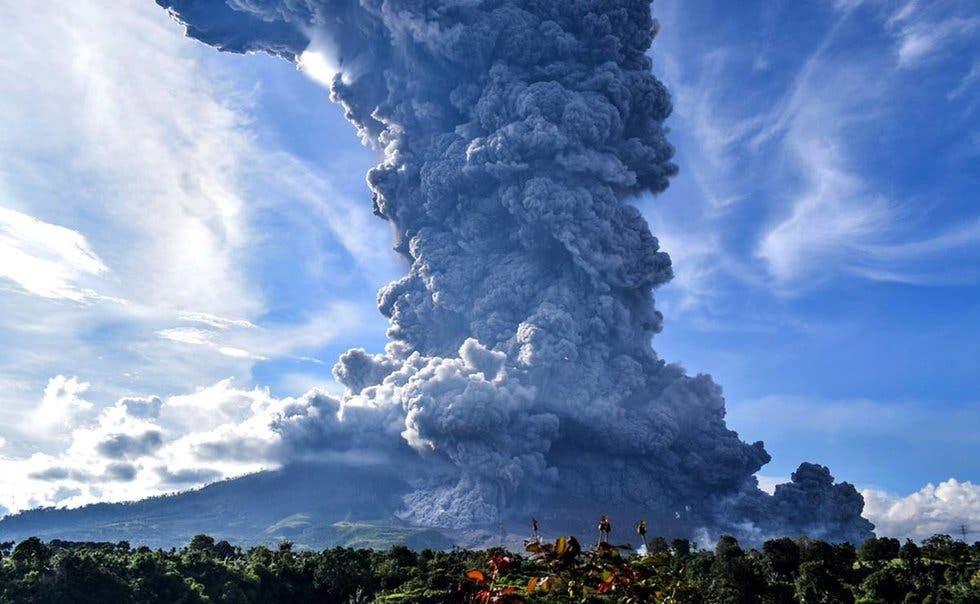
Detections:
[0, 524, 977, 603]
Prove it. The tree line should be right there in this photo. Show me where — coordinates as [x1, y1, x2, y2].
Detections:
[0, 527, 977, 602]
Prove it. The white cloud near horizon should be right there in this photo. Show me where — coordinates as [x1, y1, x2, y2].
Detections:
[0, 377, 335, 515]
[863, 479, 980, 541]
[757, 472, 980, 541]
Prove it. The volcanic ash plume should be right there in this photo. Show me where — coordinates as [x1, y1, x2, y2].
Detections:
[157, 0, 873, 543]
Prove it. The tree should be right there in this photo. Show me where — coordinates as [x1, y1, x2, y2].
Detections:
[795, 560, 854, 604]
[648, 536, 670, 555]
[213, 539, 236, 560]
[188, 534, 216, 554]
[715, 535, 744, 561]
[922, 534, 969, 563]
[899, 539, 921, 567]
[671, 538, 691, 558]
[709, 535, 766, 603]
[859, 537, 900, 565]
[11, 537, 51, 570]
[832, 542, 858, 578]
[313, 547, 378, 602]
[860, 566, 911, 603]
[763, 537, 801, 578]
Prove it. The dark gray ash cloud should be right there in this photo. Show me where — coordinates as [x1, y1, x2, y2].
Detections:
[156, 0, 873, 543]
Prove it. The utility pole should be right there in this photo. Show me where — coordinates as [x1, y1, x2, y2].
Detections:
[960, 524, 969, 542]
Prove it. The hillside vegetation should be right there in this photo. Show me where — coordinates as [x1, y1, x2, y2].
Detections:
[0, 524, 977, 603]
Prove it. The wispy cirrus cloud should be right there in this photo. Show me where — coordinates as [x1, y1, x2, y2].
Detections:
[885, 0, 980, 69]
[0, 207, 110, 302]
[157, 302, 368, 363]
[177, 311, 257, 330]
[0, 0, 268, 419]
[0, 0, 263, 318]
[0, 0, 390, 443]
[647, 0, 980, 311]
[248, 304, 369, 359]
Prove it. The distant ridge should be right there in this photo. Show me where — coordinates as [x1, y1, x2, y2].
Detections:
[0, 463, 454, 550]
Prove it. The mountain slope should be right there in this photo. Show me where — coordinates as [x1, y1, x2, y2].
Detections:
[0, 463, 454, 550]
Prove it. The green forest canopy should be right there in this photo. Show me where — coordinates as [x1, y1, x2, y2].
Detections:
[0, 529, 977, 603]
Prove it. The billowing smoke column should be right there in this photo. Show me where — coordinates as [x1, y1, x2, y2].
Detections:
[158, 0, 873, 543]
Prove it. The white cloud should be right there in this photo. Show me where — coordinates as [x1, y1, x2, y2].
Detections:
[218, 346, 254, 359]
[755, 471, 979, 541]
[745, 25, 899, 291]
[0, 0, 391, 441]
[894, 17, 980, 68]
[276, 372, 345, 397]
[832, 0, 867, 11]
[756, 474, 787, 495]
[0, 0, 273, 425]
[31, 376, 94, 435]
[863, 479, 980, 540]
[0, 0, 262, 318]
[0, 207, 109, 301]
[649, 1, 980, 304]
[649, 6, 902, 302]
[297, 30, 341, 88]
[885, 0, 919, 28]
[158, 328, 213, 346]
[157, 327, 266, 359]
[177, 311, 256, 330]
[661, 49, 766, 212]
[157, 302, 367, 362]
[884, 0, 980, 69]
[0, 378, 320, 514]
[740, 19, 976, 291]
[756, 137, 892, 286]
[165, 379, 267, 430]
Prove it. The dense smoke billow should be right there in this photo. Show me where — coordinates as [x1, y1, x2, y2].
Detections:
[156, 0, 873, 544]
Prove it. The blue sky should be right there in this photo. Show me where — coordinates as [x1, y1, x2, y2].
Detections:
[0, 0, 976, 538]
[646, 0, 980, 494]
